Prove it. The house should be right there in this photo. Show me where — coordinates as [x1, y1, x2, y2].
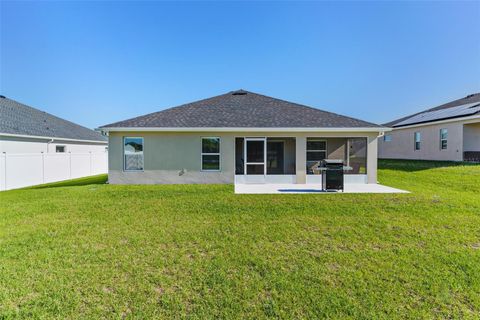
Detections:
[0, 95, 108, 191]
[0, 95, 107, 153]
[100, 90, 390, 186]
[379, 93, 480, 162]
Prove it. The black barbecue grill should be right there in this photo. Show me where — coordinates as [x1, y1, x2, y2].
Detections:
[320, 159, 345, 192]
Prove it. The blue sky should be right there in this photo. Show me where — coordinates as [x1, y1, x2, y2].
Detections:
[1, 1, 479, 129]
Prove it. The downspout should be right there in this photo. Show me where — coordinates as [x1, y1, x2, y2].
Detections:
[46, 139, 54, 153]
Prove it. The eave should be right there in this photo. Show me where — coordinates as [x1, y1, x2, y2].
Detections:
[98, 127, 392, 133]
[0, 132, 108, 144]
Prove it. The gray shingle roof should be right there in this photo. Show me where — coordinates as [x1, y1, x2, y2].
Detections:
[0, 96, 107, 142]
[101, 90, 382, 129]
[385, 93, 480, 128]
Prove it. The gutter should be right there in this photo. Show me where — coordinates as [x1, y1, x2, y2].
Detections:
[98, 127, 392, 133]
[0, 132, 108, 144]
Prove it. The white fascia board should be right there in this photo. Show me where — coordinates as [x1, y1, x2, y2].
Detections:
[100, 127, 392, 133]
[391, 114, 480, 130]
[0, 132, 108, 144]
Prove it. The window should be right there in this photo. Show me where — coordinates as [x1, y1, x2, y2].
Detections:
[383, 135, 392, 142]
[440, 129, 448, 150]
[306, 139, 327, 174]
[201, 137, 220, 171]
[124, 137, 144, 171]
[56, 145, 66, 153]
[414, 132, 421, 150]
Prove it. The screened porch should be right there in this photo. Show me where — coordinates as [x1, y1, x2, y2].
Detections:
[234, 137, 369, 184]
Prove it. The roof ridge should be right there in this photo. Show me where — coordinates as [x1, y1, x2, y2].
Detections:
[100, 89, 382, 129]
[244, 90, 381, 127]
[101, 91, 233, 128]
[384, 92, 480, 127]
[422, 93, 480, 113]
[0, 97, 106, 141]
[3, 97, 99, 133]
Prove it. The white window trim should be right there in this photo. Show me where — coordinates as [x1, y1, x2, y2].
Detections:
[123, 136, 144, 172]
[201, 137, 221, 172]
[56, 145, 66, 153]
[306, 138, 327, 175]
[414, 132, 421, 151]
[440, 129, 448, 150]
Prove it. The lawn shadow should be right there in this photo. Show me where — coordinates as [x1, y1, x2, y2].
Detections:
[379, 159, 480, 172]
[27, 174, 108, 190]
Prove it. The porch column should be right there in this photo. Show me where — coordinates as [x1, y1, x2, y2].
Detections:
[367, 134, 378, 184]
[295, 135, 306, 184]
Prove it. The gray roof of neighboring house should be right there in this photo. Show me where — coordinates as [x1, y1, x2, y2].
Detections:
[385, 93, 480, 128]
[0, 96, 107, 142]
[101, 90, 382, 129]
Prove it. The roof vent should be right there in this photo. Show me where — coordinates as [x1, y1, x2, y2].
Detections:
[465, 93, 479, 99]
[231, 90, 247, 96]
[0, 95, 5, 99]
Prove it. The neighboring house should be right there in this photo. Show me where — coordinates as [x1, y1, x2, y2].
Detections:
[0, 95, 108, 191]
[100, 90, 389, 185]
[0, 95, 107, 153]
[379, 93, 480, 162]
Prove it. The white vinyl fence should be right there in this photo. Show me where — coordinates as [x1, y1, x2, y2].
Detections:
[0, 152, 108, 191]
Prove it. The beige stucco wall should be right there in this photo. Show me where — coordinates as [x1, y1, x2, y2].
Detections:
[378, 120, 468, 161]
[108, 131, 380, 184]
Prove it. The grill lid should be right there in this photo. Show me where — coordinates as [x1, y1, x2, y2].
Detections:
[323, 159, 344, 164]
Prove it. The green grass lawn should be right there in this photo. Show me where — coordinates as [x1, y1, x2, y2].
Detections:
[1, 160, 479, 319]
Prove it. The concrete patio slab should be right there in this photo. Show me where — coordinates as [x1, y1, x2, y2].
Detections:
[234, 183, 409, 194]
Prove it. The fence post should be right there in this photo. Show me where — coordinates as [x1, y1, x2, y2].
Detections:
[41, 152, 45, 183]
[2, 152, 6, 191]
